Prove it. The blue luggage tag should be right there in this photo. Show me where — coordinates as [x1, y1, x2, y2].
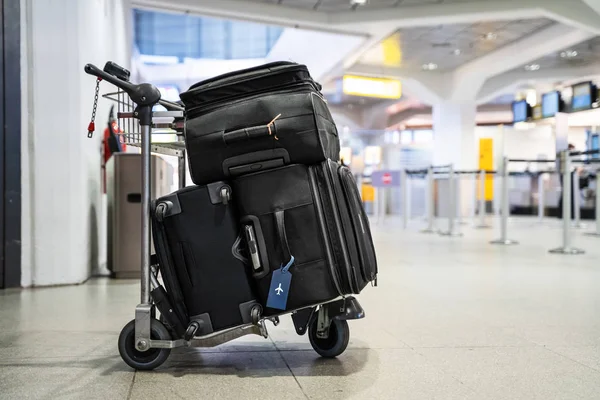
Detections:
[266, 256, 294, 311]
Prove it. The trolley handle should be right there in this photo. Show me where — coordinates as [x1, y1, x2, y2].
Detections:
[84, 63, 161, 107]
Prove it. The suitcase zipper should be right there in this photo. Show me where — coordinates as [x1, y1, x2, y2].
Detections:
[308, 166, 345, 297]
[339, 167, 377, 282]
[185, 83, 322, 119]
[185, 62, 312, 92]
[322, 161, 360, 294]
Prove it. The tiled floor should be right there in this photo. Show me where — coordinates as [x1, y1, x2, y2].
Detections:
[1, 217, 600, 399]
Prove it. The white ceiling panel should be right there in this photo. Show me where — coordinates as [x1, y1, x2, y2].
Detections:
[358, 18, 556, 71]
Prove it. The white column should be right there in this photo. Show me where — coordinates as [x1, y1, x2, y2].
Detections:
[432, 101, 477, 170]
[21, 0, 130, 287]
[432, 101, 477, 218]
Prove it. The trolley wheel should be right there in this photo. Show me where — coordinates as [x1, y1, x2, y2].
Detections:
[118, 319, 171, 371]
[308, 318, 350, 358]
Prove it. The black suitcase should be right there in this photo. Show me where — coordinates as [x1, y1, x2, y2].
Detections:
[179, 62, 339, 185]
[151, 183, 261, 336]
[232, 160, 377, 313]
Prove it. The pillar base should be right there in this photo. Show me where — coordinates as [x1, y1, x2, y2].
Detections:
[549, 247, 585, 255]
[490, 239, 518, 245]
[583, 232, 600, 237]
[439, 230, 463, 237]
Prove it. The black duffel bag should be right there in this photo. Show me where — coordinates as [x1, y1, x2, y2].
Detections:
[179, 62, 339, 185]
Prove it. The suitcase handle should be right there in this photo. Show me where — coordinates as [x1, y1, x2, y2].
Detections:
[222, 114, 281, 145]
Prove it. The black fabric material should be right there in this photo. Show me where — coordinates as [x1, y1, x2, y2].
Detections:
[181, 62, 320, 107]
[233, 165, 339, 314]
[151, 185, 257, 332]
[320, 161, 377, 292]
[179, 62, 339, 185]
[233, 162, 378, 314]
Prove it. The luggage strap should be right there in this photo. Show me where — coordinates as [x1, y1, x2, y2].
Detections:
[222, 114, 281, 144]
[274, 210, 291, 264]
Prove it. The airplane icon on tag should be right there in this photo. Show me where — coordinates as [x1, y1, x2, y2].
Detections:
[275, 283, 284, 295]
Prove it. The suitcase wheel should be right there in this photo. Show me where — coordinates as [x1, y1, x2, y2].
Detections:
[308, 319, 350, 358]
[118, 319, 171, 371]
[251, 304, 263, 325]
[220, 186, 231, 205]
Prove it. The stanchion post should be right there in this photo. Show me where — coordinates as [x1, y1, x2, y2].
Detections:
[491, 157, 518, 245]
[538, 172, 545, 221]
[584, 168, 600, 237]
[550, 150, 584, 254]
[407, 172, 412, 223]
[402, 169, 408, 229]
[440, 164, 462, 237]
[476, 169, 491, 229]
[573, 170, 582, 228]
[422, 166, 436, 233]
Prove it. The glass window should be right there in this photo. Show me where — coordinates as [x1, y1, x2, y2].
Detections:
[133, 9, 283, 61]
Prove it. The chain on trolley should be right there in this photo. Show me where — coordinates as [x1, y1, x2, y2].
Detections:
[87, 77, 102, 138]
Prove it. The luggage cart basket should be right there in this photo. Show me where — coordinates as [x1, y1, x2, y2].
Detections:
[85, 62, 364, 371]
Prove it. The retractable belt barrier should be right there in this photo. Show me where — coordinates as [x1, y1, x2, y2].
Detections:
[584, 167, 600, 238]
[490, 158, 558, 246]
[550, 149, 585, 255]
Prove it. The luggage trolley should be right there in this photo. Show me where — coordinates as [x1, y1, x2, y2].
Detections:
[84, 62, 365, 370]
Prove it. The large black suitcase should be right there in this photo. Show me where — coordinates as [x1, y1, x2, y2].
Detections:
[179, 62, 339, 185]
[232, 160, 377, 313]
[151, 183, 261, 336]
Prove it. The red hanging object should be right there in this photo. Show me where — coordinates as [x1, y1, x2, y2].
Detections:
[87, 121, 95, 135]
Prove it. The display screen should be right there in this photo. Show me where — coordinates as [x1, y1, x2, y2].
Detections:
[541, 91, 560, 118]
[512, 100, 528, 123]
[572, 82, 592, 110]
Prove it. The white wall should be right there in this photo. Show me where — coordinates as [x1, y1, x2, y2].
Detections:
[21, 0, 131, 287]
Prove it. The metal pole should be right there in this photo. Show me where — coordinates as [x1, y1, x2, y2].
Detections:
[178, 149, 186, 189]
[573, 170, 582, 228]
[471, 172, 478, 219]
[585, 169, 600, 237]
[476, 169, 491, 228]
[491, 157, 517, 245]
[402, 170, 408, 229]
[550, 150, 584, 254]
[422, 166, 436, 233]
[538, 172, 545, 221]
[455, 174, 465, 226]
[140, 124, 151, 304]
[440, 164, 462, 236]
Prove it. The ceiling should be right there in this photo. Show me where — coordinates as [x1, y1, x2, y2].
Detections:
[245, 0, 510, 13]
[514, 36, 600, 71]
[358, 18, 555, 71]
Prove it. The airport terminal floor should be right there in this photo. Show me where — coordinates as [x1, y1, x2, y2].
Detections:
[2, 217, 600, 400]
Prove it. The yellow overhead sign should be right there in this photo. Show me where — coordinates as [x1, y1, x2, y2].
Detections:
[382, 32, 402, 67]
[342, 75, 402, 99]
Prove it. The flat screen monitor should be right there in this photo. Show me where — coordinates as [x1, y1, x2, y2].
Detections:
[572, 82, 593, 111]
[512, 100, 529, 123]
[541, 91, 560, 118]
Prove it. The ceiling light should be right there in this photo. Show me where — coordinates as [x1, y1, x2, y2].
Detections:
[482, 32, 497, 40]
[350, 0, 368, 5]
[422, 63, 438, 71]
[453, 49, 461, 56]
[560, 50, 578, 58]
[524, 64, 540, 71]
